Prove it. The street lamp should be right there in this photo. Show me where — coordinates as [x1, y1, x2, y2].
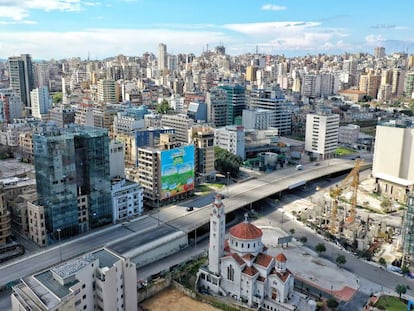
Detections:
[57, 228, 62, 262]
[281, 210, 285, 230]
[156, 192, 160, 226]
[226, 172, 230, 195]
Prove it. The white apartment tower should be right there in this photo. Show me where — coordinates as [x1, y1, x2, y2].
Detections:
[30, 86, 52, 119]
[158, 43, 167, 72]
[305, 113, 339, 160]
[97, 79, 117, 103]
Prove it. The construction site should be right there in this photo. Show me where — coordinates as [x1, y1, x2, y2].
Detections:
[288, 159, 413, 269]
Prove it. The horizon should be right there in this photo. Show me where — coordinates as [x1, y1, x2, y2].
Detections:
[0, 0, 413, 60]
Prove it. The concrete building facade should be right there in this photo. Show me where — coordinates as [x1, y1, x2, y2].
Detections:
[11, 248, 137, 311]
[373, 122, 414, 203]
[214, 126, 245, 160]
[305, 113, 339, 160]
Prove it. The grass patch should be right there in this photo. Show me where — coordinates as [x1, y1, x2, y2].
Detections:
[195, 183, 225, 195]
[335, 147, 356, 156]
[374, 295, 406, 311]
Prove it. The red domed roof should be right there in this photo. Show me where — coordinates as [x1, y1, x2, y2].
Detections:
[229, 222, 263, 240]
[275, 253, 287, 262]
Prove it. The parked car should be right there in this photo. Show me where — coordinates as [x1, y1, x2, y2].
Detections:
[186, 206, 194, 212]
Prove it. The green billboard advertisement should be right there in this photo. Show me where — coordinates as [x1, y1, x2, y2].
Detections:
[160, 145, 195, 199]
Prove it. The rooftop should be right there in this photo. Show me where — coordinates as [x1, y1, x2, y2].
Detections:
[51, 254, 95, 279]
[229, 221, 263, 240]
[92, 249, 120, 268]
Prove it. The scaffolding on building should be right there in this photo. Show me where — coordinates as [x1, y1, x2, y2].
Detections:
[402, 194, 414, 268]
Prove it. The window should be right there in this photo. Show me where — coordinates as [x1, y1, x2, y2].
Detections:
[227, 264, 235, 281]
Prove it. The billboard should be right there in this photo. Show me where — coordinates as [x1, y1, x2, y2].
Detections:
[160, 145, 195, 199]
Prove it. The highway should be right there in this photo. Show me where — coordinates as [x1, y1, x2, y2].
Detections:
[0, 159, 358, 288]
[0, 159, 361, 292]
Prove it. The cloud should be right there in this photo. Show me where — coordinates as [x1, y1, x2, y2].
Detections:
[261, 4, 287, 11]
[365, 34, 385, 44]
[0, 28, 230, 59]
[0, 0, 88, 22]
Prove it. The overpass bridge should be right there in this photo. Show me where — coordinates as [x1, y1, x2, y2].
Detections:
[165, 159, 369, 233]
[0, 159, 371, 288]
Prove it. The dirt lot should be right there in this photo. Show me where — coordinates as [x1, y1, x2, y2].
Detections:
[141, 287, 219, 311]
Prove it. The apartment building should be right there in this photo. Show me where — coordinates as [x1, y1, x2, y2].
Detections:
[11, 248, 137, 311]
[305, 113, 339, 160]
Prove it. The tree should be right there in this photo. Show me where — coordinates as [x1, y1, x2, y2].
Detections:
[289, 228, 295, 235]
[299, 236, 307, 244]
[156, 99, 173, 114]
[380, 197, 392, 211]
[315, 243, 326, 256]
[52, 92, 63, 104]
[402, 265, 410, 275]
[336, 255, 346, 268]
[327, 298, 339, 309]
[214, 146, 242, 177]
[378, 257, 387, 266]
[395, 284, 407, 299]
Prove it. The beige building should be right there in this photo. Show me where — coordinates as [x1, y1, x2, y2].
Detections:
[190, 126, 216, 183]
[19, 131, 34, 163]
[27, 200, 47, 247]
[0, 188, 11, 245]
[338, 89, 366, 102]
[160, 113, 194, 143]
[373, 123, 414, 203]
[11, 248, 137, 311]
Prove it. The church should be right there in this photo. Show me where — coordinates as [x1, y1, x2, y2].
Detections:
[196, 194, 297, 311]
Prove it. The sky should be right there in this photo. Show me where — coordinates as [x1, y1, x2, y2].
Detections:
[0, 0, 413, 60]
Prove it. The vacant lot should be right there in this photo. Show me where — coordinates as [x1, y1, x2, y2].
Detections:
[141, 287, 219, 311]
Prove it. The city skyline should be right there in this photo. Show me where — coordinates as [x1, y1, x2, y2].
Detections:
[0, 0, 413, 60]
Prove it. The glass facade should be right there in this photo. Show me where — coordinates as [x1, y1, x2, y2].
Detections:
[34, 125, 112, 241]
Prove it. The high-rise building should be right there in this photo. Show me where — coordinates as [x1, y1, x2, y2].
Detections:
[218, 85, 246, 125]
[97, 79, 117, 103]
[0, 189, 11, 245]
[11, 248, 137, 311]
[0, 88, 23, 123]
[190, 125, 216, 183]
[392, 68, 406, 96]
[8, 54, 34, 114]
[374, 46, 386, 59]
[248, 86, 291, 135]
[404, 71, 414, 98]
[158, 43, 167, 72]
[305, 113, 339, 160]
[160, 113, 194, 143]
[30, 86, 52, 119]
[206, 87, 229, 127]
[33, 125, 112, 241]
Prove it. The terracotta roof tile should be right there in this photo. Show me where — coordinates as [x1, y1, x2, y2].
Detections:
[242, 265, 259, 277]
[229, 222, 262, 240]
[271, 268, 292, 282]
[242, 253, 255, 261]
[275, 253, 287, 262]
[254, 253, 274, 268]
[223, 253, 245, 266]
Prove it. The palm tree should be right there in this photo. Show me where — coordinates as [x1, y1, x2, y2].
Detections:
[395, 284, 407, 299]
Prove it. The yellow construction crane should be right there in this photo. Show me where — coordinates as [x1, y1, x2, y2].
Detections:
[329, 159, 363, 234]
